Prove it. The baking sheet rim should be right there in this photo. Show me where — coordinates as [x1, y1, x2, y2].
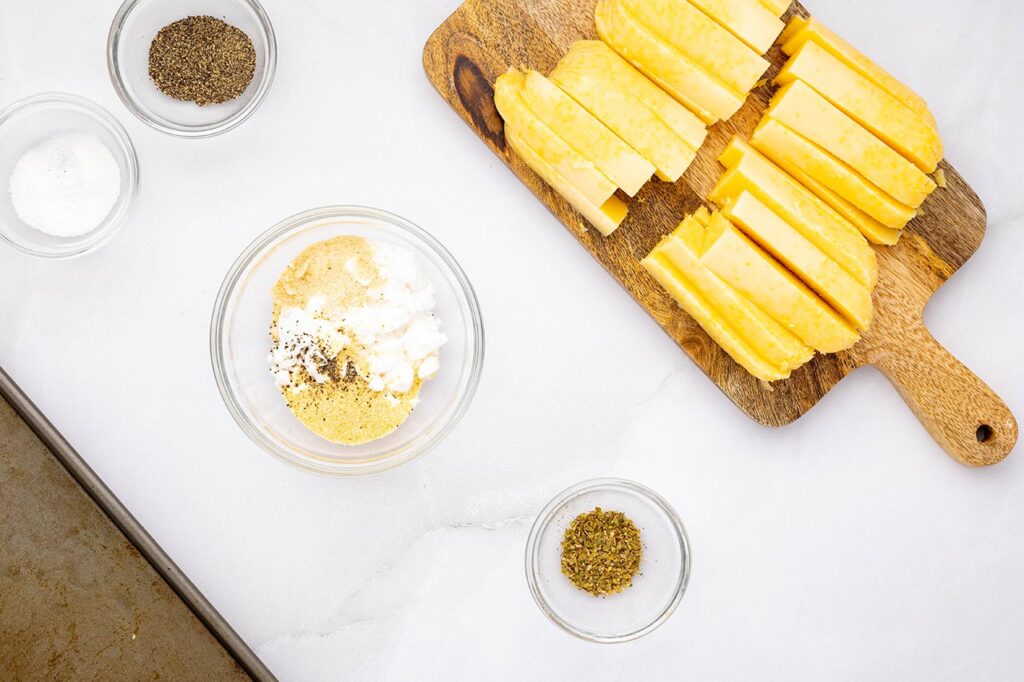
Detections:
[0, 366, 276, 682]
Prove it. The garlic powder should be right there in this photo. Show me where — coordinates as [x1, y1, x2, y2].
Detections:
[340, 242, 447, 393]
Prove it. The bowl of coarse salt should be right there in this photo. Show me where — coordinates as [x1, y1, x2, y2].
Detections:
[0, 93, 139, 258]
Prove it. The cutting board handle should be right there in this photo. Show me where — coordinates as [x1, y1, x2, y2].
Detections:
[867, 318, 1018, 466]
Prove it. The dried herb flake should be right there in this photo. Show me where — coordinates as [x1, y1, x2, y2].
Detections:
[560, 507, 642, 596]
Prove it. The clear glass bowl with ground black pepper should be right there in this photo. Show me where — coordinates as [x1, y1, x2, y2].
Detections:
[210, 206, 485, 477]
[526, 478, 691, 643]
[107, 0, 276, 137]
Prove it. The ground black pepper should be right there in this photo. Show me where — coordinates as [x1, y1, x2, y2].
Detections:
[148, 16, 256, 106]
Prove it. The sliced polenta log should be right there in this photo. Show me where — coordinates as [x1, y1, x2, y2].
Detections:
[721, 191, 873, 330]
[551, 45, 697, 182]
[506, 131, 628, 236]
[712, 137, 877, 288]
[552, 64, 696, 182]
[495, 71, 626, 235]
[699, 212, 860, 353]
[642, 254, 789, 381]
[763, 148, 902, 245]
[692, 205, 713, 227]
[643, 213, 813, 379]
[519, 70, 655, 196]
[768, 81, 935, 207]
[618, 0, 769, 96]
[776, 41, 942, 172]
[775, 16, 805, 47]
[750, 118, 916, 228]
[779, 16, 937, 130]
[555, 41, 708, 151]
[686, 0, 785, 54]
[495, 71, 617, 207]
[595, 0, 745, 123]
[757, 0, 790, 17]
[661, 217, 813, 371]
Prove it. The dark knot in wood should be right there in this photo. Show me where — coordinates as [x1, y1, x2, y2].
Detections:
[453, 55, 504, 150]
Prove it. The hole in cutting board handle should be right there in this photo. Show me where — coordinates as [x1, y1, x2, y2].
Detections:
[976, 424, 994, 443]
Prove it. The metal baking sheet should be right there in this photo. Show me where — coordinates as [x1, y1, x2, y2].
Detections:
[0, 367, 275, 681]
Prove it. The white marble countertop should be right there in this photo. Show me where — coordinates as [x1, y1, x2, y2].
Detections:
[2, 0, 1023, 679]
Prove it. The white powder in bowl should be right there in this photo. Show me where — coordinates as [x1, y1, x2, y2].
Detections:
[8, 132, 122, 237]
[342, 241, 448, 394]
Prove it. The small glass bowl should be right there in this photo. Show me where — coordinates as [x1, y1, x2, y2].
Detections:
[0, 93, 139, 258]
[526, 478, 691, 643]
[107, 0, 276, 137]
[210, 206, 485, 477]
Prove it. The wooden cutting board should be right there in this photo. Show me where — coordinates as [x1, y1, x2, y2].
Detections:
[422, 0, 1018, 466]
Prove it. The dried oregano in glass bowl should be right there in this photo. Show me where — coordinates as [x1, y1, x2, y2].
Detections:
[561, 507, 643, 596]
[526, 478, 690, 642]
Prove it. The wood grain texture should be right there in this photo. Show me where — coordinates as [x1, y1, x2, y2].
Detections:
[423, 0, 1017, 465]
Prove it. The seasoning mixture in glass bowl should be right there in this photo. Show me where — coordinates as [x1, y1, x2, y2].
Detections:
[268, 235, 447, 445]
[211, 206, 484, 477]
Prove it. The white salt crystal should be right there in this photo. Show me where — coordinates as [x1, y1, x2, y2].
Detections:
[8, 132, 121, 237]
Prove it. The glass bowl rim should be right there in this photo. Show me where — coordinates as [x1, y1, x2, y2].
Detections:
[106, 0, 278, 138]
[525, 477, 691, 643]
[209, 204, 486, 477]
[0, 91, 140, 259]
